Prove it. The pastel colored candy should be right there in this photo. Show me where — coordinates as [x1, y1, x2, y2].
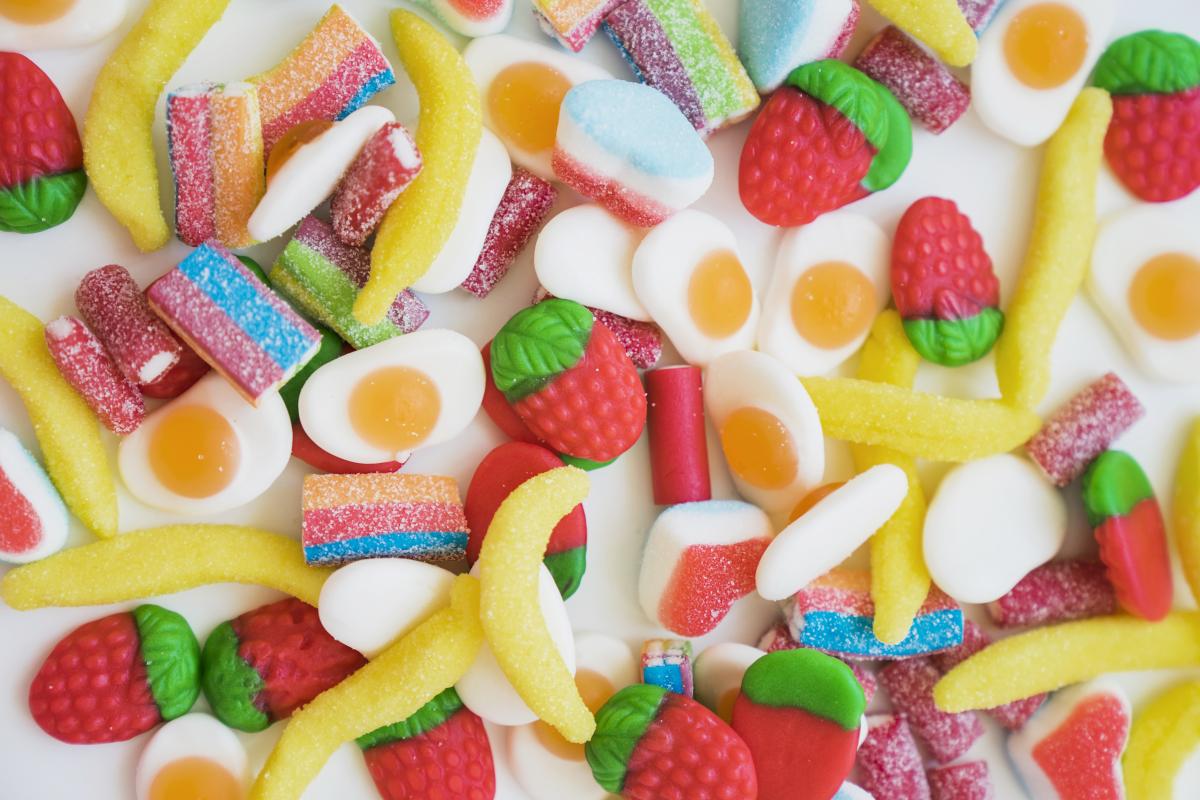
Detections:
[413, 0, 514, 37]
[76, 264, 181, 385]
[986, 560, 1117, 628]
[641, 639, 693, 696]
[146, 241, 322, 404]
[857, 715, 931, 800]
[645, 366, 711, 506]
[330, 121, 422, 248]
[834, 785, 875, 800]
[553, 80, 714, 227]
[854, 26, 971, 134]
[639, 500, 773, 637]
[923, 454, 1067, 604]
[268, 215, 429, 350]
[738, 0, 860, 93]
[930, 620, 1045, 731]
[878, 657, 982, 764]
[603, 0, 759, 135]
[0, 429, 69, 565]
[531, 0, 626, 51]
[461, 168, 557, 299]
[783, 569, 964, 660]
[43, 316, 144, 436]
[928, 761, 992, 800]
[249, 5, 395, 154]
[1082, 450, 1173, 621]
[731, 649, 866, 800]
[302, 473, 470, 565]
[1007, 680, 1131, 800]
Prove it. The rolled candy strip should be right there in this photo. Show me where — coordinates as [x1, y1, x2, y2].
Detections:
[43, 316, 144, 435]
[986, 560, 1116, 628]
[76, 264, 181, 385]
[857, 715, 931, 800]
[603, 0, 759, 136]
[291, 422, 405, 475]
[641, 639, 694, 697]
[927, 761, 992, 800]
[302, 473, 470, 565]
[854, 26, 971, 134]
[1026, 372, 1144, 487]
[878, 657, 982, 764]
[930, 620, 1044, 730]
[645, 366, 710, 505]
[531, 0, 625, 51]
[330, 122, 423, 248]
[461, 168, 557, 299]
[269, 215, 429, 349]
[0, 429, 69, 565]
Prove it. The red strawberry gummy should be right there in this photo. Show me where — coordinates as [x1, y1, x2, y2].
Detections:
[28, 605, 200, 744]
[0, 52, 86, 233]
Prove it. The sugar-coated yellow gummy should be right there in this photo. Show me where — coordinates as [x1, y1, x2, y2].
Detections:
[850, 312, 930, 645]
[0, 296, 116, 538]
[934, 612, 1200, 713]
[800, 376, 1041, 462]
[2, 525, 330, 609]
[353, 10, 482, 325]
[865, 0, 977, 67]
[1174, 418, 1200, 606]
[251, 575, 483, 800]
[994, 88, 1113, 409]
[82, 0, 231, 252]
[478, 466, 594, 743]
[1122, 680, 1200, 800]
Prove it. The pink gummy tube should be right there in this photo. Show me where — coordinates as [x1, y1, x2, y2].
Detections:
[44, 316, 145, 435]
[646, 366, 711, 505]
[330, 122, 423, 248]
[879, 657, 983, 763]
[75, 264, 182, 385]
[928, 761, 993, 800]
[854, 26, 970, 134]
[858, 715, 931, 800]
[986, 559, 1117, 628]
[461, 168, 557, 298]
[930, 620, 1045, 730]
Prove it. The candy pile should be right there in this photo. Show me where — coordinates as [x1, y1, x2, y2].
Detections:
[1, 1, 1199, 800]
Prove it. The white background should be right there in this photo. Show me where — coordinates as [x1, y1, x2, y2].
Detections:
[1, 0, 1199, 798]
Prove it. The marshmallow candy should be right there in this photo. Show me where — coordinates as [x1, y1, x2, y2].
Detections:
[738, 0, 860, 93]
[693, 642, 764, 723]
[0, 429, 69, 564]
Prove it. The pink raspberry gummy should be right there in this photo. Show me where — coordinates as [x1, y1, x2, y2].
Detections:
[986, 559, 1117, 628]
[854, 26, 971, 134]
[879, 657, 983, 764]
[857, 715, 931, 800]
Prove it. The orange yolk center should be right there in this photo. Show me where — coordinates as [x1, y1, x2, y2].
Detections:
[719, 407, 799, 490]
[1003, 3, 1088, 89]
[716, 687, 740, 723]
[1129, 252, 1200, 341]
[149, 756, 243, 800]
[787, 481, 846, 523]
[149, 405, 239, 499]
[688, 249, 753, 338]
[0, 0, 74, 23]
[266, 119, 333, 181]
[487, 62, 571, 154]
[790, 261, 876, 349]
[349, 366, 441, 454]
[534, 669, 614, 761]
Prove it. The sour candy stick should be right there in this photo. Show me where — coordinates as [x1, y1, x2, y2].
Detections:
[645, 365, 711, 505]
[1174, 418, 1200, 606]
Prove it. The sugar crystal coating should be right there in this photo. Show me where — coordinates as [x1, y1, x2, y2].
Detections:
[531, 0, 625, 51]
[930, 620, 1045, 730]
[928, 761, 993, 800]
[43, 316, 144, 435]
[461, 169, 557, 298]
[76, 264, 181, 385]
[879, 657, 983, 763]
[987, 560, 1117, 628]
[857, 714, 931, 800]
[641, 638, 694, 696]
[855, 26, 970, 134]
[330, 122, 423, 247]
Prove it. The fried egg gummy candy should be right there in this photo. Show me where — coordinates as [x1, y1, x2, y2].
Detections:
[413, 0, 514, 37]
[738, 0, 860, 93]
[532, 0, 625, 51]
[641, 639, 694, 696]
[302, 474, 471, 565]
[0, 429, 68, 565]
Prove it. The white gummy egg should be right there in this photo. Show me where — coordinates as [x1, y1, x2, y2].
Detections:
[1088, 205, 1200, 383]
[705, 350, 825, 514]
[972, 0, 1116, 146]
[135, 713, 247, 800]
[693, 642, 764, 723]
[298, 329, 485, 464]
[758, 212, 889, 376]
[465, 34, 612, 180]
[0, 0, 127, 50]
[118, 372, 291, 515]
[633, 210, 760, 367]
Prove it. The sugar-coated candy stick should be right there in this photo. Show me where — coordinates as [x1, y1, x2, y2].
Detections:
[987, 560, 1116, 628]
[76, 264, 181, 385]
[994, 88, 1113, 409]
[82, 0, 232, 251]
[646, 366, 711, 506]
[595, 307, 663, 370]
[864, 0, 976, 67]
[800, 376, 1041, 462]
[930, 620, 1043, 730]
[927, 761, 992, 800]
[854, 26, 970, 134]
[43, 316, 144, 435]
[1122, 679, 1200, 800]
[355, 10, 482, 325]
[857, 714, 931, 800]
[1, 525, 331, 610]
[477, 466, 594, 743]
[330, 122, 423, 248]
[1173, 418, 1200, 606]
[461, 169, 557, 299]
[933, 612, 1200, 713]
[250, 575, 483, 800]
[879, 657, 982, 764]
[0, 296, 117, 538]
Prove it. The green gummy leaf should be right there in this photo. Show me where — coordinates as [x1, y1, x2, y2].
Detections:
[0, 170, 86, 233]
[1082, 450, 1155, 526]
[557, 452, 616, 471]
[237, 255, 269, 282]
[1093, 30, 1200, 95]
[862, 81, 913, 193]
[200, 621, 270, 732]
[903, 308, 1004, 367]
[491, 299, 593, 402]
[543, 546, 586, 599]
[357, 688, 464, 749]
[740, 649, 865, 731]
[586, 684, 667, 793]
[133, 604, 201, 722]
[279, 325, 341, 422]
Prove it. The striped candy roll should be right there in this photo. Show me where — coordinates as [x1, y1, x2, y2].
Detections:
[531, 0, 626, 51]
[302, 473, 471, 565]
[641, 639, 694, 697]
[146, 241, 323, 404]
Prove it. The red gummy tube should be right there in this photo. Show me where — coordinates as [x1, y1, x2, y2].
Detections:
[75, 264, 181, 385]
[986, 559, 1117, 628]
[928, 761, 993, 800]
[858, 715, 931, 800]
[1026, 372, 1144, 486]
[854, 26, 970, 134]
[43, 316, 145, 435]
[646, 366, 711, 505]
[930, 620, 1044, 730]
[461, 168, 557, 298]
[330, 122, 423, 247]
[291, 422, 404, 474]
[138, 338, 210, 399]
[878, 657, 982, 764]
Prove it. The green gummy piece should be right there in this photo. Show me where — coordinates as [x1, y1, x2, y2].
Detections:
[543, 546, 586, 599]
[586, 684, 668, 793]
[1082, 450, 1156, 526]
[1093, 29, 1200, 95]
[490, 299, 593, 402]
[132, 604, 201, 722]
[356, 688, 464, 750]
[279, 326, 342, 422]
[0, 170, 86, 233]
[200, 621, 270, 732]
[903, 307, 1004, 367]
[557, 452, 616, 471]
[236, 255, 268, 283]
[740, 649, 865, 731]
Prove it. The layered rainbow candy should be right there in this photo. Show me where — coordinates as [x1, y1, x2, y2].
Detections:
[146, 241, 322, 405]
[301, 473, 471, 565]
[166, 82, 265, 248]
[641, 639, 694, 697]
[250, 5, 395, 154]
[531, 0, 626, 51]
